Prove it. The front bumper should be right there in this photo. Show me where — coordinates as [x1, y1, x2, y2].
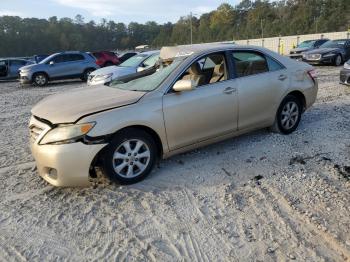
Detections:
[302, 56, 336, 65]
[29, 117, 107, 187]
[19, 71, 33, 84]
[340, 69, 350, 85]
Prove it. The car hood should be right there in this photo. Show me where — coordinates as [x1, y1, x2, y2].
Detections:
[20, 63, 41, 71]
[31, 86, 145, 124]
[290, 47, 311, 53]
[90, 66, 136, 78]
[305, 47, 340, 55]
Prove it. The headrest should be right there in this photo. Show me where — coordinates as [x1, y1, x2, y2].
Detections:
[214, 63, 225, 75]
[188, 63, 202, 75]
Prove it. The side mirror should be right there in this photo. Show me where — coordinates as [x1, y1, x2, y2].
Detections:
[49, 61, 55, 66]
[173, 79, 195, 92]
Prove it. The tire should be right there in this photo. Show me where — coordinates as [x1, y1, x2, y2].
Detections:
[81, 68, 95, 82]
[270, 95, 302, 134]
[101, 128, 157, 184]
[334, 54, 342, 66]
[33, 73, 48, 87]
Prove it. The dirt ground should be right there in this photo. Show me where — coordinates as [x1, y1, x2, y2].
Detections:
[0, 66, 349, 261]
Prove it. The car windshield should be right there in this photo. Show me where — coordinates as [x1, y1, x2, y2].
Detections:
[320, 40, 345, 48]
[297, 40, 316, 48]
[119, 54, 148, 67]
[110, 59, 183, 92]
[39, 54, 56, 64]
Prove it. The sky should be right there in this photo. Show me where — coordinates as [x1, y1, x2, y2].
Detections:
[0, 0, 240, 24]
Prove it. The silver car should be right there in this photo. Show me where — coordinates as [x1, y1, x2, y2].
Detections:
[20, 51, 99, 86]
[0, 59, 33, 80]
[29, 43, 318, 186]
[87, 51, 160, 86]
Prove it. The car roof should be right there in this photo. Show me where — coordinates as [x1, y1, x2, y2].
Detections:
[138, 50, 160, 56]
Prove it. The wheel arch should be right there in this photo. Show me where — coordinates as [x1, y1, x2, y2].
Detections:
[285, 90, 306, 111]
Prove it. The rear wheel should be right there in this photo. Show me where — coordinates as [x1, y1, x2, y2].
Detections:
[334, 55, 342, 66]
[102, 129, 157, 184]
[270, 95, 302, 134]
[82, 68, 95, 82]
[33, 73, 48, 87]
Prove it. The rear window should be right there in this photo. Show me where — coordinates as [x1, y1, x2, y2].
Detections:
[69, 54, 85, 61]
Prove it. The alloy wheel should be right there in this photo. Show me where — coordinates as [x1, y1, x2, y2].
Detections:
[112, 139, 151, 178]
[281, 101, 299, 130]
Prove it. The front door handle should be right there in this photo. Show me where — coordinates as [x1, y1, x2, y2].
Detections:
[278, 74, 287, 81]
[223, 87, 237, 94]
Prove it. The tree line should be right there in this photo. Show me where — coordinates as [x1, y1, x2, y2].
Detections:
[0, 0, 349, 57]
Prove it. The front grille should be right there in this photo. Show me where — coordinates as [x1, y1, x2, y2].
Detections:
[306, 54, 321, 61]
[30, 125, 44, 143]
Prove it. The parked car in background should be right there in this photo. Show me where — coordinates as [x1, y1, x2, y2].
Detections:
[29, 43, 318, 186]
[91, 51, 120, 67]
[289, 39, 329, 60]
[20, 51, 99, 86]
[0, 58, 33, 80]
[88, 50, 159, 86]
[339, 59, 350, 85]
[302, 39, 350, 66]
[118, 52, 138, 63]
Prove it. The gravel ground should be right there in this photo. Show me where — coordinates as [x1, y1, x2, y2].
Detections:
[0, 67, 349, 261]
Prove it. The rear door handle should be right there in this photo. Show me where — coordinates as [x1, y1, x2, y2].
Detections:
[223, 87, 237, 94]
[278, 74, 287, 81]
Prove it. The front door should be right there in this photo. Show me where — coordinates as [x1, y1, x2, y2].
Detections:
[0, 60, 8, 78]
[163, 52, 238, 150]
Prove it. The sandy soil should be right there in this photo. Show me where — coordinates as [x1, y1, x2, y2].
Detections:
[0, 67, 349, 261]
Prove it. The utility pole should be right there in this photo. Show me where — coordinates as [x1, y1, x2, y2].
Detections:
[261, 19, 264, 39]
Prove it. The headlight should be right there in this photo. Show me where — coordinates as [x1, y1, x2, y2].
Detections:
[92, 73, 113, 82]
[40, 122, 95, 145]
[344, 63, 350, 69]
[322, 53, 336, 57]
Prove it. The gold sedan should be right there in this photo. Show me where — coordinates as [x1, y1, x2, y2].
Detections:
[29, 43, 318, 186]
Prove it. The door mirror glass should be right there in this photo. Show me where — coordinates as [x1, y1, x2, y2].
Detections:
[173, 79, 195, 92]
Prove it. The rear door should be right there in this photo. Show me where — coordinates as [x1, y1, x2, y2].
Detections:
[231, 50, 288, 130]
[69, 54, 86, 75]
[162, 52, 238, 150]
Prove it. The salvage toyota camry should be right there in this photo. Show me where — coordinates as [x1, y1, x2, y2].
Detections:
[29, 43, 318, 186]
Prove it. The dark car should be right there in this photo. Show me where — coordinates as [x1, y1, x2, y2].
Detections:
[302, 39, 350, 66]
[92, 51, 120, 67]
[118, 52, 138, 63]
[340, 59, 350, 85]
[0, 58, 33, 80]
[289, 39, 329, 60]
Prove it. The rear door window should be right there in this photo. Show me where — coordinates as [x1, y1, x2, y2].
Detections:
[10, 60, 27, 66]
[70, 54, 85, 61]
[232, 51, 269, 77]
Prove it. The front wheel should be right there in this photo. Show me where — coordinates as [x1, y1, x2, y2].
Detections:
[334, 55, 342, 66]
[270, 95, 302, 134]
[102, 129, 157, 184]
[33, 73, 48, 86]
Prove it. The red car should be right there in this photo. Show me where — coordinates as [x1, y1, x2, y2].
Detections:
[92, 51, 120, 67]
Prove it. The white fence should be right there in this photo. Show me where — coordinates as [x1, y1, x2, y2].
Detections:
[234, 31, 350, 55]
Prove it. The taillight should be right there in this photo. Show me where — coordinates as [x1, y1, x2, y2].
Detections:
[307, 69, 317, 82]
